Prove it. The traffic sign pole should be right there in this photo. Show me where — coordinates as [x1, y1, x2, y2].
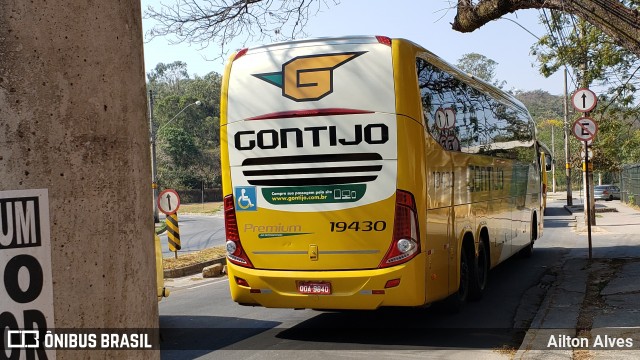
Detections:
[584, 141, 593, 260]
[166, 213, 181, 258]
[157, 189, 182, 258]
[572, 88, 598, 259]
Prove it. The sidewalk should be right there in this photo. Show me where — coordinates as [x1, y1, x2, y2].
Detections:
[516, 196, 640, 359]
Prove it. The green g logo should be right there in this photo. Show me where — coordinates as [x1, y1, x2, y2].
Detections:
[253, 52, 366, 102]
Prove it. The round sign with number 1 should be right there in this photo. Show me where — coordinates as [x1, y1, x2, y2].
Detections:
[158, 189, 181, 215]
[572, 88, 597, 113]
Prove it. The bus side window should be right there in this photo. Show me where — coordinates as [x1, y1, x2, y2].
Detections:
[415, 57, 535, 160]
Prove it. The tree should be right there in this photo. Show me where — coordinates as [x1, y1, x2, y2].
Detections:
[456, 53, 506, 88]
[145, 0, 640, 57]
[147, 61, 190, 94]
[148, 64, 224, 190]
[452, 0, 640, 57]
[516, 91, 582, 189]
[529, 8, 640, 175]
[589, 104, 640, 174]
[145, 0, 339, 57]
[533, 10, 640, 113]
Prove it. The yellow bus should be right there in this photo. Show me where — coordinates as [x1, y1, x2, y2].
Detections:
[220, 36, 542, 310]
[538, 141, 553, 213]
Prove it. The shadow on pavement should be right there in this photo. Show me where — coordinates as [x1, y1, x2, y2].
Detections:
[160, 315, 280, 357]
[544, 206, 573, 217]
[274, 309, 521, 350]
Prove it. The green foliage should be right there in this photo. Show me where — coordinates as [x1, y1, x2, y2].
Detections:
[529, 4, 640, 179]
[515, 90, 563, 120]
[517, 90, 640, 190]
[160, 127, 200, 166]
[517, 91, 583, 189]
[533, 7, 640, 108]
[456, 53, 506, 88]
[590, 104, 640, 172]
[149, 62, 223, 190]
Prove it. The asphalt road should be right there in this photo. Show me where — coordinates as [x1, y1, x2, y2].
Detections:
[158, 200, 579, 359]
[159, 214, 225, 257]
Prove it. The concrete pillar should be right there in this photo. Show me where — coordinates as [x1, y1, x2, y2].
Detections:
[1, 1, 158, 359]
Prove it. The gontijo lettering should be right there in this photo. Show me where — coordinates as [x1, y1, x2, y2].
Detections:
[234, 124, 389, 150]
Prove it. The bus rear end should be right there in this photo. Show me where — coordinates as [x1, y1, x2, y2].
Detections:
[220, 36, 425, 309]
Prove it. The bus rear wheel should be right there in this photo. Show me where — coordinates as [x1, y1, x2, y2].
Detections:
[520, 214, 537, 258]
[459, 249, 471, 302]
[445, 247, 471, 313]
[469, 240, 488, 300]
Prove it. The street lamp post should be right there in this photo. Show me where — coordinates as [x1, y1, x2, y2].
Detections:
[149, 95, 202, 223]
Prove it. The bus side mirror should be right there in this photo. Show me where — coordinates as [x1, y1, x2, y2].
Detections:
[545, 155, 553, 172]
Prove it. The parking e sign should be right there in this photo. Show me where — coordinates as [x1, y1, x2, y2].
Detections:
[572, 117, 598, 142]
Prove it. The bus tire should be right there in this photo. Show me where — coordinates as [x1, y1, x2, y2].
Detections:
[445, 246, 471, 313]
[520, 214, 537, 258]
[469, 239, 489, 301]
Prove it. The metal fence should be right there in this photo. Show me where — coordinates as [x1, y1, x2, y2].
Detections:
[172, 188, 223, 204]
[621, 164, 640, 206]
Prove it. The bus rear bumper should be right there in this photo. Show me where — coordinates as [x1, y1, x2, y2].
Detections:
[226, 255, 426, 310]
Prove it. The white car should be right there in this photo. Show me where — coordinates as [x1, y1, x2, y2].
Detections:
[594, 185, 621, 201]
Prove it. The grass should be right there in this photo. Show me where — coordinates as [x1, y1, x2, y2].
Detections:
[163, 246, 226, 270]
[155, 222, 167, 235]
[178, 201, 223, 215]
[626, 201, 640, 211]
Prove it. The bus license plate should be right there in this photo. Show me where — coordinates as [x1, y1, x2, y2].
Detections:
[297, 281, 331, 295]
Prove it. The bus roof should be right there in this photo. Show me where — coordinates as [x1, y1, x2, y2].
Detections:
[233, 35, 530, 116]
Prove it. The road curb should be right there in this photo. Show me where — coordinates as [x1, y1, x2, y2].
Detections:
[163, 257, 227, 278]
[564, 204, 618, 214]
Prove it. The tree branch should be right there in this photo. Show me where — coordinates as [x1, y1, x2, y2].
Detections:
[453, 0, 640, 56]
[144, 0, 338, 59]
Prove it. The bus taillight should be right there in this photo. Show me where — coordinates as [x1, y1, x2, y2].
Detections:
[233, 48, 249, 61]
[224, 195, 254, 268]
[379, 190, 420, 268]
[375, 36, 392, 46]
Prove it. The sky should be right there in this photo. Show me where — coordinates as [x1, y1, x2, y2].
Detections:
[141, 0, 568, 95]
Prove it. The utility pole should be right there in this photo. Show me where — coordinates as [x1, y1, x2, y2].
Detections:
[577, 31, 596, 226]
[564, 69, 573, 206]
[149, 99, 201, 224]
[149, 90, 159, 223]
[570, 88, 598, 258]
[551, 124, 556, 193]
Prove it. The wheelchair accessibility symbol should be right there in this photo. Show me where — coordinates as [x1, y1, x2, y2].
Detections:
[235, 186, 257, 211]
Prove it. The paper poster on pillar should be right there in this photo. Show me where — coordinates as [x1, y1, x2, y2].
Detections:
[1, 189, 55, 359]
